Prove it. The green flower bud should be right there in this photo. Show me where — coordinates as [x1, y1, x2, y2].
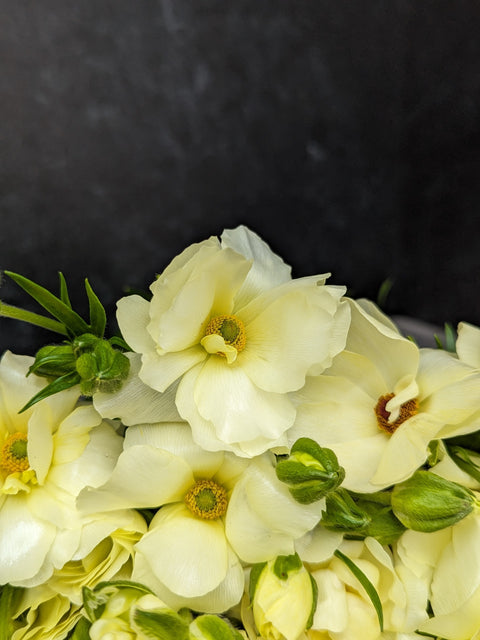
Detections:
[28, 343, 77, 378]
[276, 437, 345, 504]
[391, 470, 477, 532]
[250, 554, 317, 640]
[189, 614, 244, 640]
[321, 488, 371, 532]
[74, 336, 130, 395]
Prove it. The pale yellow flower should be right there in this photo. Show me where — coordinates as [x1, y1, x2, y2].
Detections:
[456, 321, 480, 368]
[288, 299, 480, 491]
[0, 351, 124, 586]
[115, 226, 350, 456]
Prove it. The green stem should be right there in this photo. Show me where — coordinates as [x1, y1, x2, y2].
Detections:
[0, 302, 68, 336]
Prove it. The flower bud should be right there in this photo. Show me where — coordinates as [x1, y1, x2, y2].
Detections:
[391, 470, 477, 532]
[249, 554, 316, 640]
[276, 437, 345, 504]
[189, 614, 245, 640]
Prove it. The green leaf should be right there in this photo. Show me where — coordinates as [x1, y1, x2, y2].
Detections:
[28, 344, 76, 378]
[58, 272, 72, 308]
[19, 371, 80, 413]
[306, 574, 318, 630]
[85, 278, 106, 337]
[5, 271, 90, 336]
[68, 617, 91, 640]
[0, 585, 23, 640]
[0, 301, 68, 335]
[334, 550, 384, 632]
[376, 277, 393, 309]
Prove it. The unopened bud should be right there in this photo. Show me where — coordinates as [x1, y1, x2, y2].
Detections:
[391, 470, 476, 532]
[276, 438, 345, 504]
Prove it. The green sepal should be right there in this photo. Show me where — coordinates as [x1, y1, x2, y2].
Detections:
[276, 438, 345, 504]
[133, 609, 190, 640]
[27, 344, 77, 378]
[391, 470, 476, 532]
[189, 614, 245, 640]
[249, 562, 267, 601]
[68, 616, 91, 640]
[82, 580, 154, 623]
[354, 497, 406, 545]
[273, 553, 303, 581]
[445, 445, 480, 484]
[85, 278, 106, 338]
[19, 371, 81, 413]
[334, 550, 384, 632]
[76, 340, 130, 396]
[0, 585, 23, 640]
[4, 271, 91, 337]
[321, 488, 371, 532]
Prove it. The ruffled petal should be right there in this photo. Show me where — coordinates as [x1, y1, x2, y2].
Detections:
[93, 353, 181, 425]
[0, 494, 56, 584]
[221, 225, 292, 307]
[135, 503, 229, 597]
[77, 445, 194, 512]
[116, 295, 156, 353]
[185, 358, 296, 446]
[140, 346, 206, 392]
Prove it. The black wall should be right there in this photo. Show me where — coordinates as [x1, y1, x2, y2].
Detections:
[1, 1, 480, 355]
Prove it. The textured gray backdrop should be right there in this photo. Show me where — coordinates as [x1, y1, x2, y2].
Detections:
[1, 1, 479, 354]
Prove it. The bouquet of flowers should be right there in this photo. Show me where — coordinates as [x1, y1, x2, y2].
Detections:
[1, 225, 480, 640]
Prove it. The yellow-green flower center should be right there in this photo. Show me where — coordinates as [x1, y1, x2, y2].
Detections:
[204, 315, 246, 352]
[184, 479, 228, 520]
[374, 393, 419, 434]
[0, 432, 29, 473]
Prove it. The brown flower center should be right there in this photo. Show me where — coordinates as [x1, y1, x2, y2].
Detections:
[374, 393, 419, 434]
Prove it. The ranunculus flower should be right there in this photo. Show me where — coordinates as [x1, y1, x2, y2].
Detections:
[114, 226, 350, 457]
[288, 299, 480, 492]
[78, 422, 324, 613]
[0, 351, 124, 586]
[307, 537, 428, 640]
[397, 508, 480, 640]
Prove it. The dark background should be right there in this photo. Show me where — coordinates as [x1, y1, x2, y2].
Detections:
[1, 1, 480, 355]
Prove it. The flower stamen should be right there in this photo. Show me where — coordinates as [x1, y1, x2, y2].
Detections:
[374, 393, 419, 434]
[0, 432, 29, 473]
[204, 315, 246, 353]
[184, 479, 228, 520]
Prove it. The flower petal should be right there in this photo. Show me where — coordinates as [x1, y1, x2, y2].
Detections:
[77, 445, 194, 512]
[116, 295, 156, 353]
[140, 346, 206, 392]
[456, 321, 480, 368]
[93, 353, 181, 425]
[135, 503, 229, 597]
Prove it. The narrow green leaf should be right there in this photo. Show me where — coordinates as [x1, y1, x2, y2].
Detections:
[444, 322, 457, 353]
[0, 585, 23, 640]
[376, 277, 393, 309]
[19, 371, 80, 413]
[5, 271, 90, 336]
[0, 302, 68, 335]
[334, 549, 384, 632]
[109, 335, 131, 351]
[68, 617, 91, 640]
[58, 272, 72, 308]
[85, 279, 106, 337]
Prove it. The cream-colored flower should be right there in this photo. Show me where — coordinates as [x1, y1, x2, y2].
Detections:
[397, 509, 480, 640]
[288, 299, 480, 491]
[78, 422, 324, 613]
[0, 351, 124, 586]
[456, 321, 480, 368]
[115, 226, 350, 457]
[306, 537, 428, 640]
[11, 590, 83, 640]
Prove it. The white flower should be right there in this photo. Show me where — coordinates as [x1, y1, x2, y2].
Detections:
[456, 321, 480, 368]
[78, 422, 324, 613]
[397, 510, 480, 640]
[115, 226, 350, 457]
[307, 537, 428, 640]
[0, 351, 124, 586]
[288, 299, 480, 491]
